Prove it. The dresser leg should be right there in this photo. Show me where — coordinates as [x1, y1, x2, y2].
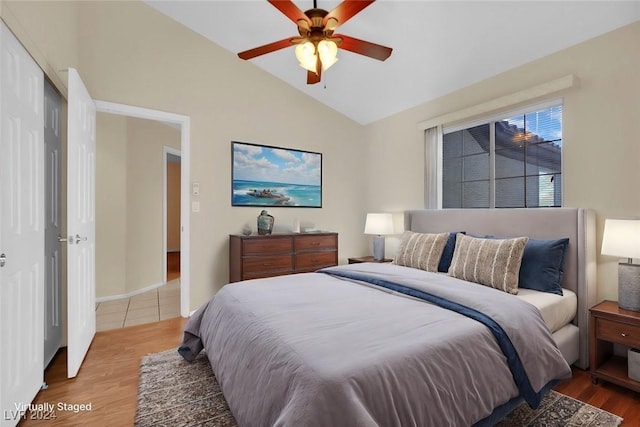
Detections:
[590, 375, 599, 385]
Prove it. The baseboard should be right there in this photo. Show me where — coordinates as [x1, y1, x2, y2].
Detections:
[96, 281, 166, 303]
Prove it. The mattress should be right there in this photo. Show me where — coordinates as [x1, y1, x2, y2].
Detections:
[515, 288, 577, 334]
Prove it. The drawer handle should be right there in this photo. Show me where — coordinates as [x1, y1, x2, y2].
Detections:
[621, 332, 628, 337]
[263, 263, 273, 266]
[311, 242, 320, 246]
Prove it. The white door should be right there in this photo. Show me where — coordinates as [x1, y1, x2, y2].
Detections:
[44, 80, 62, 368]
[66, 68, 96, 379]
[0, 24, 45, 426]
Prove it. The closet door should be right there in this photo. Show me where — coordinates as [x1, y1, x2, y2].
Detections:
[0, 23, 45, 426]
[44, 80, 62, 369]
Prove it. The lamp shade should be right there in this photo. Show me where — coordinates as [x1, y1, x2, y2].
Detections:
[364, 213, 394, 235]
[295, 42, 317, 72]
[601, 219, 640, 259]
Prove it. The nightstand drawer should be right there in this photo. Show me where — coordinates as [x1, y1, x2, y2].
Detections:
[596, 318, 640, 347]
[242, 255, 293, 275]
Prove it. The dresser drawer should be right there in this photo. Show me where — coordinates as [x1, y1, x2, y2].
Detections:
[294, 234, 337, 251]
[596, 318, 640, 347]
[295, 252, 337, 272]
[242, 255, 293, 275]
[243, 238, 292, 255]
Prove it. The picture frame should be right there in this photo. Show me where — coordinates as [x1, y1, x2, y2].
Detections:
[231, 141, 322, 208]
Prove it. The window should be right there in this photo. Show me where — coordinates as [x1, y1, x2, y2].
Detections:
[441, 102, 562, 208]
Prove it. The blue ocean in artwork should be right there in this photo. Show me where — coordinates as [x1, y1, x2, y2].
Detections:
[233, 180, 321, 207]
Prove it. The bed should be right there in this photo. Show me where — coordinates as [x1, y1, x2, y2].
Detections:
[180, 208, 596, 426]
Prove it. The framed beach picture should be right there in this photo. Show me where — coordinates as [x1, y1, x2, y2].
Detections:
[231, 141, 322, 208]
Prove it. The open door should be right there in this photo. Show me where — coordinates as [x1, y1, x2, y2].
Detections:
[66, 68, 96, 378]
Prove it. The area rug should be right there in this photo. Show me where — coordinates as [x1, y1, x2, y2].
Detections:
[135, 349, 623, 427]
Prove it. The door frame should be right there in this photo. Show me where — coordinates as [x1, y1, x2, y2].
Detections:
[94, 100, 190, 318]
[163, 146, 181, 284]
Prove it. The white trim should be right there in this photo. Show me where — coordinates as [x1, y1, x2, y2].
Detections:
[94, 100, 191, 318]
[443, 98, 563, 134]
[163, 146, 181, 285]
[95, 281, 167, 303]
[417, 74, 577, 131]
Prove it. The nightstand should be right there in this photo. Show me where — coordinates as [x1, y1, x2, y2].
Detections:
[348, 256, 392, 264]
[589, 300, 640, 392]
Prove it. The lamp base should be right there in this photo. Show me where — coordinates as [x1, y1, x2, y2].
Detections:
[372, 235, 385, 261]
[619, 263, 640, 312]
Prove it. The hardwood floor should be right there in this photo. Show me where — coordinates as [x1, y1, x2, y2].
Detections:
[21, 318, 640, 426]
[167, 251, 180, 281]
[20, 317, 187, 426]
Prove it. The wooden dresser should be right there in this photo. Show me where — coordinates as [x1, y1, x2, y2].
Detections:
[229, 232, 338, 282]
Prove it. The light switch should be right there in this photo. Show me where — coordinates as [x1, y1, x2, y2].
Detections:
[192, 201, 200, 212]
[192, 182, 200, 196]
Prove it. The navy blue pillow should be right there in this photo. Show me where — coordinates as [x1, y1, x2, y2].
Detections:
[519, 238, 569, 296]
[438, 232, 465, 272]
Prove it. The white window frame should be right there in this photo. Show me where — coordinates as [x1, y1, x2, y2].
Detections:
[437, 98, 564, 209]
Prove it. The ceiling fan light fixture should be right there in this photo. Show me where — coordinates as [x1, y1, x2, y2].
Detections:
[318, 39, 338, 70]
[295, 41, 317, 72]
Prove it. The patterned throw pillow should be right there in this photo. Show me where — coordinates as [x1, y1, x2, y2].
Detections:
[448, 233, 529, 294]
[393, 231, 450, 272]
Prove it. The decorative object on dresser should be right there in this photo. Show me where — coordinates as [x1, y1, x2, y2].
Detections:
[364, 213, 394, 261]
[589, 300, 640, 393]
[601, 219, 640, 311]
[348, 256, 392, 264]
[257, 210, 274, 235]
[229, 232, 337, 282]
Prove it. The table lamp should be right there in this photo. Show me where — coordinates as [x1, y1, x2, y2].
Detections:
[364, 213, 394, 261]
[601, 219, 640, 311]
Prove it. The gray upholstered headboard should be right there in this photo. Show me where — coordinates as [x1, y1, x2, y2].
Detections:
[405, 208, 596, 369]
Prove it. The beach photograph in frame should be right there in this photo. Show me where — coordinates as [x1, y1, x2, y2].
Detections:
[231, 141, 322, 208]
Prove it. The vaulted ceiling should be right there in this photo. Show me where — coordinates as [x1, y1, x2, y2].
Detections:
[146, 1, 640, 125]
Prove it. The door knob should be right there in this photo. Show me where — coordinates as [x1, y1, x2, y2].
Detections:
[0, 253, 6, 268]
[57, 235, 68, 243]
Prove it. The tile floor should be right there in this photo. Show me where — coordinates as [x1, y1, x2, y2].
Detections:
[95, 279, 181, 332]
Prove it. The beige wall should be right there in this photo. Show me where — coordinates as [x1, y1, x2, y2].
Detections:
[95, 114, 180, 298]
[2, 1, 368, 310]
[167, 162, 181, 251]
[364, 22, 640, 302]
[8, 0, 634, 308]
[126, 117, 180, 294]
[95, 114, 128, 298]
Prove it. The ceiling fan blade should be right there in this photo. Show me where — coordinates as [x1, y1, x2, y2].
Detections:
[307, 56, 322, 85]
[307, 70, 321, 85]
[268, 0, 312, 26]
[238, 37, 296, 60]
[334, 34, 392, 61]
[324, 0, 375, 29]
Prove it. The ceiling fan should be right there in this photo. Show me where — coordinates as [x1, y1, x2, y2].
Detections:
[237, 0, 393, 85]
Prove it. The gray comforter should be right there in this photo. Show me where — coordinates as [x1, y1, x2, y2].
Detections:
[180, 263, 571, 426]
